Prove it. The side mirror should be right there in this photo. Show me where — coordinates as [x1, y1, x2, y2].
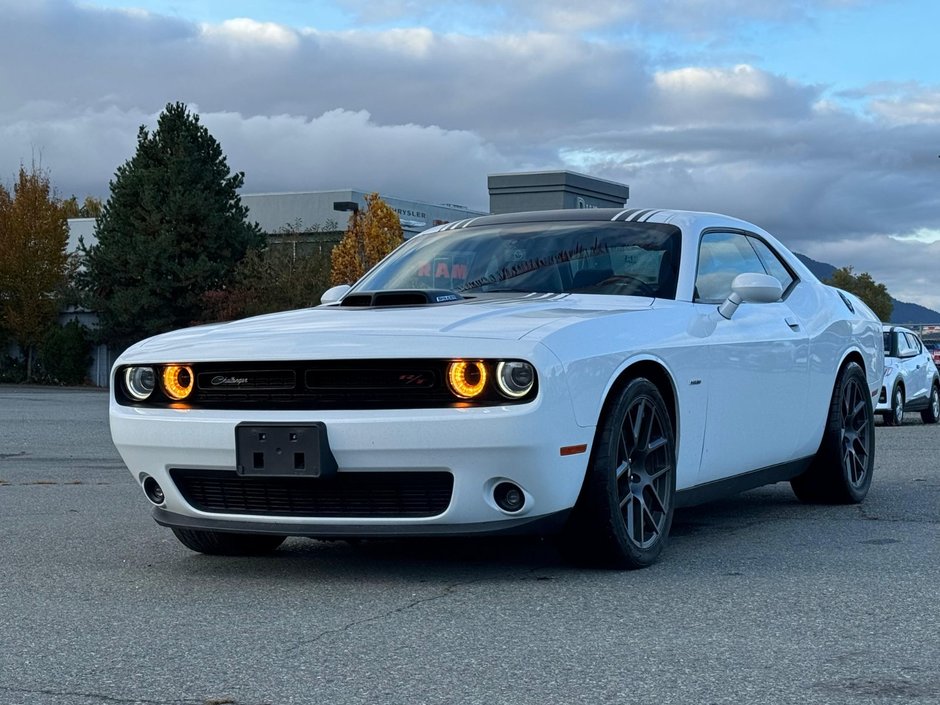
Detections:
[321, 284, 351, 305]
[718, 273, 783, 320]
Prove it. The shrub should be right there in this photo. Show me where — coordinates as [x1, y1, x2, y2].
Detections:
[38, 320, 92, 385]
[0, 354, 26, 383]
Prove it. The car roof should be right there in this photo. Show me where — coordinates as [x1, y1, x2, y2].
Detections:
[883, 324, 917, 335]
[431, 207, 756, 232]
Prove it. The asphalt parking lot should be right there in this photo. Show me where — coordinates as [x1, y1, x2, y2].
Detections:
[1, 386, 939, 705]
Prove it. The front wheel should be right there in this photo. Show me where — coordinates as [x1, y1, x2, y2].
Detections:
[921, 383, 940, 424]
[559, 378, 676, 569]
[791, 362, 874, 504]
[171, 528, 286, 556]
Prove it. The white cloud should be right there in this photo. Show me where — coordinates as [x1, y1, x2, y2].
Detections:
[0, 104, 510, 210]
[200, 18, 300, 49]
[200, 108, 510, 209]
[891, 228, 940, 244]
[655, 65, 776, 100]
[869, 91, 940, 125]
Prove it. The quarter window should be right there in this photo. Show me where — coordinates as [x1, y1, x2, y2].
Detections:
[898, 333, 917, 356]
[903, 333, 922, 355]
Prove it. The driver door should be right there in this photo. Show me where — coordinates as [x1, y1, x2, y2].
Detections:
[693, 231, 810, 484]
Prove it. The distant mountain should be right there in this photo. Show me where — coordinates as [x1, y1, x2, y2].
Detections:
[795, 254, 837, 282]
[888, 299, 940, 325]
[795, 253, 940, 324]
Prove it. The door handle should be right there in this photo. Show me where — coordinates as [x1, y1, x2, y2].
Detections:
[785, 316, 801, 331]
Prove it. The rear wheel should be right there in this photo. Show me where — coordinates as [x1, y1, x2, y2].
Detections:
[791, 362, 874, 504]
[559, 378, 676, 569]
[922, 383, 940, 424]
[171, 528, 286, 556]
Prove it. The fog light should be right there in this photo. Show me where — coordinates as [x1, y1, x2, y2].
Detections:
[142, 476, 165, 505]
[494, 482, 525, 513]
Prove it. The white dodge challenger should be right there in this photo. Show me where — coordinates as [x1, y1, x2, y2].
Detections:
[110, 208, 883, 568]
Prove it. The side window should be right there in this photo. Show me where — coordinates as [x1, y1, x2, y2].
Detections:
[748, 237, 795, 292]
[695, 231, 766, 302]
[904, 333, 922, 355]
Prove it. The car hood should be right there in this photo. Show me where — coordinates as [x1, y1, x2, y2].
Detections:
[121, 294, 653, 363]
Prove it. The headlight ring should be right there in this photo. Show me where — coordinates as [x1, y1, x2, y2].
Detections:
[447, 360, 488, 399]
[162, 365, 194, 401]
[496, 361, 535, 399]
[124, 366, 156, 401]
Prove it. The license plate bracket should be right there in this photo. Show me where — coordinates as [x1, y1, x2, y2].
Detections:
[235, 423, 338, 478]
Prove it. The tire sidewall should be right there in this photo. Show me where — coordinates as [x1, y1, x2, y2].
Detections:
[891, 384, 904, 426]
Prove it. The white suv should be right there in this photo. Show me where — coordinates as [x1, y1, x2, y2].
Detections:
[877, 325, 940, 425]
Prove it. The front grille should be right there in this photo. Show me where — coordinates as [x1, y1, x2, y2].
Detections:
[192, 360, 455, 409]
[170, 469, 453, 518]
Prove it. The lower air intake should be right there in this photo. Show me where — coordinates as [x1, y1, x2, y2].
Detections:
[170, 469, 453, 518]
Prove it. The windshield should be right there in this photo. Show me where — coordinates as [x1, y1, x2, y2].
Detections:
[355, 221, 682, 298]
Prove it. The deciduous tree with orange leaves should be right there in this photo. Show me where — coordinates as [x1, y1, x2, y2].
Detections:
[0, 166, 69, 380]
[330, 193, 404, 285]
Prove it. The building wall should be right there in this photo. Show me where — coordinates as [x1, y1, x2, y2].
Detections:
[488, 170, 629, 214]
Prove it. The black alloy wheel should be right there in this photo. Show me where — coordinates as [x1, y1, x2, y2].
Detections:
[616, 393, 673, 550]
[840, 370, 874, 492]
[792, 361, 874, 504]
[559, 377, 676, 569]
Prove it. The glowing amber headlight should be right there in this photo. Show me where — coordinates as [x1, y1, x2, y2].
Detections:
[162, 365, 194, 400]
[447, 360, 487, 399]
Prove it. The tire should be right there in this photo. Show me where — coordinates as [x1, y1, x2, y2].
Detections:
[791, 361, 874, 504]
[884, 384, 904, 426]
[171, 528, 286, 556]
[921, 383, 940, 424]
[558, 377, 676, 569]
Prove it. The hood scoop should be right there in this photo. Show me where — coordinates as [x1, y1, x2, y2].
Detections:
[340, 289, 463, 308]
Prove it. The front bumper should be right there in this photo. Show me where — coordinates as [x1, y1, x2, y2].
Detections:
[110, 379, 593, 536]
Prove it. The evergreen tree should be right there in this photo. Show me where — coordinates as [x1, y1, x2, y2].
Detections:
[80, 102, 263, 348]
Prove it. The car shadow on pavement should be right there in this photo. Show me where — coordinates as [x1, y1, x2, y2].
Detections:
[143, 485, 810, 582]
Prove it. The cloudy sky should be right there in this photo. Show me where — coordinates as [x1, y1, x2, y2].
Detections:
[2, 0, 939, 308]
